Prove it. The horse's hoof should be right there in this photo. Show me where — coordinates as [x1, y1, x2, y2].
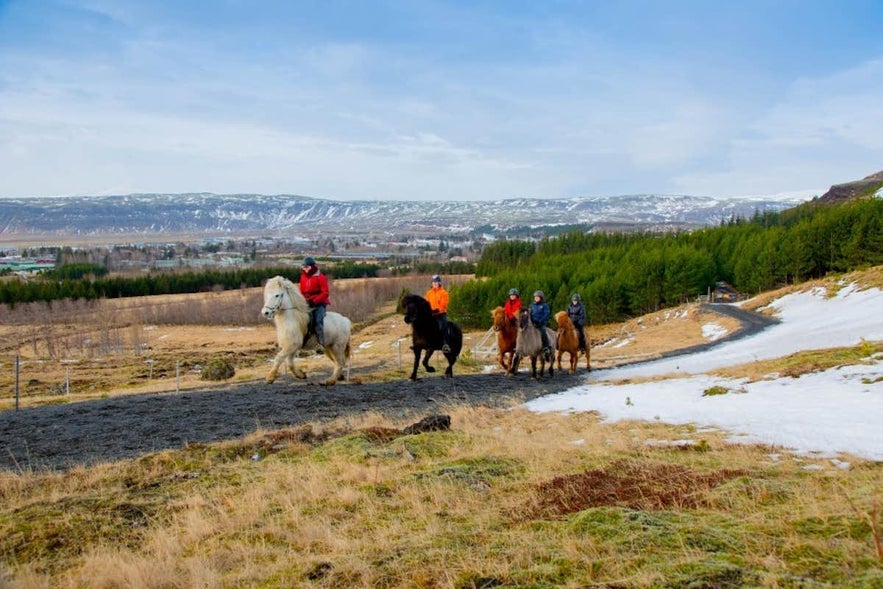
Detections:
[424, 366, 436, 373]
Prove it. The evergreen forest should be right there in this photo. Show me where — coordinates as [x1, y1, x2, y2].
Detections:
[447, 197, 883, 328]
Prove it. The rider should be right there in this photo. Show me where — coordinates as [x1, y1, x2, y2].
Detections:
[299, 256, 330, 351]
[503, 288, 521, 322]
[568, 293, 588, 353]
[425, 274, 451, 353]
[530, 290, 552, 360]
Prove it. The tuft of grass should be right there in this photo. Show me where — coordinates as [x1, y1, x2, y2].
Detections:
[702, 385, 731, 397]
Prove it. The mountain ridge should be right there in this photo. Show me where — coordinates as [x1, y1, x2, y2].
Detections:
[0, 192, 813, 240]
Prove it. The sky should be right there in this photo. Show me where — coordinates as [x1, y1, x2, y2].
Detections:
[524, 283, 883, 463]
[1, 1, 883, 202]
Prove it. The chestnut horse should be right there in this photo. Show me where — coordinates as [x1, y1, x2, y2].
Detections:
[555, 311, 590, 374]
[491, 306, 517, 371]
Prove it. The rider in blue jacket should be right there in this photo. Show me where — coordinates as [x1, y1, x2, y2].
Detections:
[530, 290, 552, 359]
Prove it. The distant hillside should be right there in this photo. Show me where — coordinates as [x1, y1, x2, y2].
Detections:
[0, 192, 809, 240]
[817, 170, 883, 203]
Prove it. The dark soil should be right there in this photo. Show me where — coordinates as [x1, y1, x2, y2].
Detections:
[0, 372, 586, 472]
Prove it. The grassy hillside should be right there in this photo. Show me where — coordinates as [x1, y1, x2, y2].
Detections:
[1, 268, 882, 587]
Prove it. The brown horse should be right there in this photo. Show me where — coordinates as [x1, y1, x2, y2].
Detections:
[555, 311, 590, 374]
[491, 306, 518, 371]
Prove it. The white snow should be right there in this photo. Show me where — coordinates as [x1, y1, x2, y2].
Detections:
[524, 283, 883, 461]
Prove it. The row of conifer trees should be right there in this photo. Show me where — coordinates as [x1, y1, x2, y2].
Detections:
[447, 197, 883, 328]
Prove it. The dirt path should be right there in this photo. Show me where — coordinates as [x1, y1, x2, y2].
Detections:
[0, 372, 586, 472]
[0, 302, 777, 472]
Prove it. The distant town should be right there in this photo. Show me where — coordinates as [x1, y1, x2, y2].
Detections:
[0, 231, 478, 278]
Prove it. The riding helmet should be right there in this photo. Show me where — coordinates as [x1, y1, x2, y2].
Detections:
[533, 290, 544, 299]
[431, 275, 441, 283]
[303, 256, 316, 267]
[508, 288, 519, 296]
[571, 293, 581, 302]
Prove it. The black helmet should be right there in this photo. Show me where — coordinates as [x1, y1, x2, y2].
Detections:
[533, 290, 544, 299]
[431, 274, 442, 283]
[571, 293, 581, 302]
[303, 256, 316, 267]
[508, 288, 519, 296]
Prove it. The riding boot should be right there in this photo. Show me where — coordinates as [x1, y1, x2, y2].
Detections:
[539, 326, 551, 361]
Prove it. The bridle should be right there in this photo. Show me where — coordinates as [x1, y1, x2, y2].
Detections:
[262, 282, 293, 318]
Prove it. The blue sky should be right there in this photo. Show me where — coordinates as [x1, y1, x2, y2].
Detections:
[1, 0, 882, 201]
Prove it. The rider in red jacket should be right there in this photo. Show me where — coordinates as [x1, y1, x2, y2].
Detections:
[503, 288, 521, 321]
[299, 256, 329, 348]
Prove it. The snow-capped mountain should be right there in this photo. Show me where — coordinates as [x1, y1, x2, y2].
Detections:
[0, 192, 813, 238]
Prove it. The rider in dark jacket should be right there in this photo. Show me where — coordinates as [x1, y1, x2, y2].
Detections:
[529, 290, 552, 359]
[567, 293, 588, 352]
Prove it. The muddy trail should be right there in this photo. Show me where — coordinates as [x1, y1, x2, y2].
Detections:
[0, 303, 776, 472]
[0, 372, 588, 472]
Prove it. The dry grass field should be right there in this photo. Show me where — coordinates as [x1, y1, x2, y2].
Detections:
[1, 270, 881, 588]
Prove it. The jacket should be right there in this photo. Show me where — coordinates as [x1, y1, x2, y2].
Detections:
[504, 296, 521, 319]
[299, 266, 330, 306]
[567, 302, 586, 328]
[425, 285, 449, 314]
[529, 300, 550, 326]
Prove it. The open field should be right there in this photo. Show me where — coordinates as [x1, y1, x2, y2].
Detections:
[1, 270, 881, 587]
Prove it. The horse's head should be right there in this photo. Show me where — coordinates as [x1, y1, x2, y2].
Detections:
[555, 310, 571, 328]
[491, 307, 507, 331]
[401, 294, 429, 325]
[261, 276, 287, 319]
[517, 307, 531, 330]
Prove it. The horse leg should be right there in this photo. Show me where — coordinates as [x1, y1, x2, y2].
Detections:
[286, 352, 307, 380]
[556, 348, 563, 371]
[530, 355, 538, 379]
[266, 349, 286, 383]
[409, 348, 422, 381]
[422, 349, 437, 373]
[320, 345, 345, 386]
[507, 353, 520, 376]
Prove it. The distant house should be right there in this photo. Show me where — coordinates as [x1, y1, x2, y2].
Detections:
[712, 281, 742, 303]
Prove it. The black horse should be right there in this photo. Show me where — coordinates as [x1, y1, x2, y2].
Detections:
[401, 294, 463, 380]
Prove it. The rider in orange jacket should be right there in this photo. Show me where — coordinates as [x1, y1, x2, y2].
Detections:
[425, 275, 451, 353]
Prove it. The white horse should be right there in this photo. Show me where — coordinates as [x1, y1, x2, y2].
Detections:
[260, 275, 352, 386]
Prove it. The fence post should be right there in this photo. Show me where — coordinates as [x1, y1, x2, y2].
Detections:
[176, 360, 180, 393]
[15, 353, 20, 411]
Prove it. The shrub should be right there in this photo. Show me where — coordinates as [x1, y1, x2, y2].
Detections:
[200, 358, 235, 381]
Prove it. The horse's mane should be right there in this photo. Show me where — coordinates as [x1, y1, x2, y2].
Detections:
[274, 276, 310, 313]
[492, 306, 511, 329]
[555, 310, 574, 329]
[402, 293, 430, 309]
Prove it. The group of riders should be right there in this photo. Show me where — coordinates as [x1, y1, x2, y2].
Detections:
[502, 287, 588, 360]
[296, 255, 588, 359]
